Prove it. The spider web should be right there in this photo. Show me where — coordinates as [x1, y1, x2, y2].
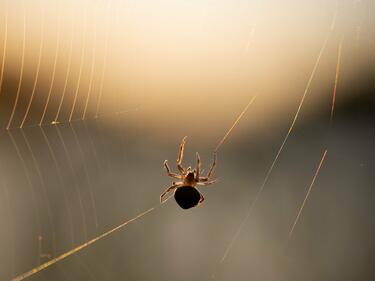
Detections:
[0, 1, 374, 281]
[0, 1, 253, 278]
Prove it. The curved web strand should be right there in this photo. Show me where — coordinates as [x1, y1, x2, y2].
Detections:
[54, 4, 75, 123]
[85, 119, 119, 215]
[55, 125, 98, 278]
[69, 2, 88, 122]
[6, 9, 26, 130]
[94, 119, 120, 195]
[55, 125, 89, 241]
[83, 121, 102, 170]
[0, 174, 15, 278]
[0, 11, 8, 97]
[20, 5, 45, 128]
[93, 110, 137, 209]
[70, 123, 99, 228]
[115, 111, 130, 168]
[91, 118, 124, 223]
[95, 0, 112, 117]
[7, 131, 42, 266]
[40, 126, 98, 281]
[82, 1, 99, 120]
[40, 127, 75, 246]
[83, 122, 104, 218]
[20, 130, 58, 257]
[39, 1, 61, 126]
[12, 111, 156, 280]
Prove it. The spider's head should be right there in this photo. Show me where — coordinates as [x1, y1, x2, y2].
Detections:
[185, 167, 195, 183]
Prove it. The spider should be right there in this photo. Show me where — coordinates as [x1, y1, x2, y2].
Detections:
[160, 136, 217, 209]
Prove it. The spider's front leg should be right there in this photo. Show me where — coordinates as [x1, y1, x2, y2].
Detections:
[160, 183, 182, 203]
[206, 152, 217, 178]
[164, 160, 181, 179]
[177, 136, 187, 174]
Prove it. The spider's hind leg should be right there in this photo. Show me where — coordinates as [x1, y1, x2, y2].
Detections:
[160, 183, 181, 203]
[197, 179, 217, 186]
[199, 192, 205, 204]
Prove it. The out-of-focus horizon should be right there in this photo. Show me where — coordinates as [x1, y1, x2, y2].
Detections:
[0, 1, 374, 281]
[0, 0, 373, 138]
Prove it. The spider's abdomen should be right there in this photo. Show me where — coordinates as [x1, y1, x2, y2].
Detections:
[174, 186, 201, 209]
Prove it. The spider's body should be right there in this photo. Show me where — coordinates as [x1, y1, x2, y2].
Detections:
[174, 186, 201, 209]
[183, 171, 196, 185]
[160, 136, 217, 209]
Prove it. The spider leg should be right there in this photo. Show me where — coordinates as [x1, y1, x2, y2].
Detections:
[197, 179, 217, 186]
[206, 152, 217, 178]
[177, 136, 187, 174]
[163, 160, 182, 179]
[199, 192, 205, 204]
[195, 152, 201, 181]
[160, 183, 182, 203]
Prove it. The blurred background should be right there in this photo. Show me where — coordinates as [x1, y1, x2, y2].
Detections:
[0, 0, 374, 280]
